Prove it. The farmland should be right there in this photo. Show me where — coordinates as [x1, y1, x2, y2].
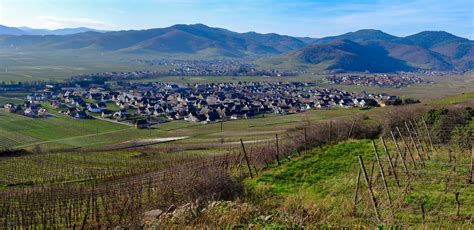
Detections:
[0, 99, 368, 151]
[0, 69, 472, 228]
[0, 102, 471, 228]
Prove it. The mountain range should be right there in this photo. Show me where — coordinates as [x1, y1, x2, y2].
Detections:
[0, 24, 472, 73]
[0, 25, 106, 36]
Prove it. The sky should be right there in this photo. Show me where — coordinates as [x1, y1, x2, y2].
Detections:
[0, 0, 473, 39]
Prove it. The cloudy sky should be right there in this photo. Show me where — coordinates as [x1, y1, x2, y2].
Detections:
[0, 0, 472, 38]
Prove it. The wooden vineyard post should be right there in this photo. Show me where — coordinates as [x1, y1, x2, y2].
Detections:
[421, 117, 435, 152]
[405, 122, 425, 167]
[397, 127, 418, 170]
[391, 131, 410, 177]
[358, 155, 381, 222]
[373, 140, 392, 204]
[329, 120, 332, 144]
[454, 192, 461, 217]
[421, 200, 425, 227]
[409, 120, 425, 153]
[240, 139, 253, 178]
[413, 119, 431, 160]
[304, 127, 308, 154]
[369, 157, 377, 186]
[348, 119, 356, 139]
[353, 168, 361, 213]
[275, 134, 280, 165]
[468, 147, 473, 184]
[381, 136, 400, 188]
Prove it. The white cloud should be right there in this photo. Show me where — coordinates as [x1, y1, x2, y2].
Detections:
[36, 16, 116, 29]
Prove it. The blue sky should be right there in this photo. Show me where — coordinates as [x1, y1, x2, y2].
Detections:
[1, 0, 472, 38]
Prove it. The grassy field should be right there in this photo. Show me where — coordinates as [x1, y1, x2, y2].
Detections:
[243, 139, 473, 227]
[0, 102, 368, 151]
[0, 96, 24, 105]
[432, 92, 474, 105]
[0, 109, 129, 149]
[0, 49, 173, 82]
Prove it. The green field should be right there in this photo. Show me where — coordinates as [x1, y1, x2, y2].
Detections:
[242, 139, 473, 227]
[0, 109, 128, 149]
[0, 49, 173, 82]
[0, 101, 369, 151]
[432, 92, 474, 105]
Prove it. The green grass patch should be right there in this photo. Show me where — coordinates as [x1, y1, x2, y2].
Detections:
[246, 140, 372, 195]
[432, 92, 474, 105]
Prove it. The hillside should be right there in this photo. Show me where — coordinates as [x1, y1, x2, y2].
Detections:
[0, 24, 309, 58]
[260, 30, 473, 72]
[0, 25, 472, 72]
[267, 39, 412, 72]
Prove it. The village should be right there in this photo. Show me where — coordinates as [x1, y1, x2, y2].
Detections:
[70, 61, 300, 82]
[2, 81, 398, 128]
[326, 73, 434, 88]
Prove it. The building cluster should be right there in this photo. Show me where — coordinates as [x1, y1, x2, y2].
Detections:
[125, 58, 304, 77]
[326, 73, 433, 88]
[3, 81, 397, 127]
[3, 100, 49, 118]
[71, 60, 303, 82]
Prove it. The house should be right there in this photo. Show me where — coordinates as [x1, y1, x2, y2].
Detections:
[185, 112, 206, 122]
[75, 111, 88, 119]
[38, 108, 48, 117]
[87, 103, 102, 113]
[50, 100, 61, 108]
[205, 110, 220, 122]
[113, 111, 127, 120]
[65, 107, 77, 117]
[101, 109, 113, 118]
[134, 119, 150, 129]
[89, 93, 102, 101]
[3, 103, 18, 113]
[24, 108, 37, 117]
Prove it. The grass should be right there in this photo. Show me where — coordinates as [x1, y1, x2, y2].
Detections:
[246, 140, 373, 194]
[432, 92, 474, 105]
[241, 138, 473, 227]
[0, 109, 128, 149]
[0, 96, 24, 105]
[0, 49, 173, 82]
[0, 106, 367, 151]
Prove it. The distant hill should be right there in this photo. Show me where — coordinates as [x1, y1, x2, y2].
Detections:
[261, 29, 473, 72]
[0, 24, 472, 72]
[0, 24, 310, 58]
[0, 25, 27, 36]
[261, 39, 412, 72]
[0, 25, 106, 35]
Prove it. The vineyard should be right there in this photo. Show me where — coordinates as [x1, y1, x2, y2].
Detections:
[0, 104, 472, 228]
